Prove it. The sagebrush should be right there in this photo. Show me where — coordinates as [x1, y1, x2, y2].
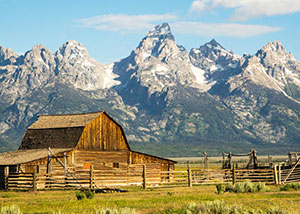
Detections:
[225, 182, 268, 193]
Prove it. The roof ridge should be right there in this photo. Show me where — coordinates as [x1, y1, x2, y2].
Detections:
[37, 111, 103, 117]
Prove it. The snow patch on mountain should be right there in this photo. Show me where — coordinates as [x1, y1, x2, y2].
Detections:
[190, 64, 207, 85]
[102, 63, 120, 89]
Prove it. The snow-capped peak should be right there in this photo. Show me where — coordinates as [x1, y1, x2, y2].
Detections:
[56, 40, 88, 62]
[259, 41, 287, 56]
[146, 23, 174, 41]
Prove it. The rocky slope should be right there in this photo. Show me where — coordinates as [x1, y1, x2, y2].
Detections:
[1, 23, 300, 156]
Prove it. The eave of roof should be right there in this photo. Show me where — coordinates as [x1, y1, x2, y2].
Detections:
[131, 150, 177, 164]
[0, 148, 73, 165]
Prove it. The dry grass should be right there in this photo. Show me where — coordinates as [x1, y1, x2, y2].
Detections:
[0, 185, 299, 213]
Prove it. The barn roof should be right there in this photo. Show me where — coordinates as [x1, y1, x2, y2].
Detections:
[0, 148, 72, 165]
[29, 112, 102, 129]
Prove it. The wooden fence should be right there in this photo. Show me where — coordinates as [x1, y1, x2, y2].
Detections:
[3, 165, 285, 191]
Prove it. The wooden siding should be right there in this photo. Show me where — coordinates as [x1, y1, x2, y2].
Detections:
[76, 113, 128, 151]
[73, 150, 129, 170]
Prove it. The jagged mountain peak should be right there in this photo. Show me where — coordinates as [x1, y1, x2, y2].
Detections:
[131, 23, 185, 64]
[61, 40, 86, 50]
[0, 45, 19, 65]
[255, 40, 294, 68]
[0, 44, 17, 56]
[199, 39, 227, 53]
[146, 23, 174, 41]
[206, 39, 225, 50]
[23, 44, 54, 66]
[189, 39, 238, 75]
[31, 44, 49, 51]
[259, 40, 287, 56]
[56, 40, 89, 62]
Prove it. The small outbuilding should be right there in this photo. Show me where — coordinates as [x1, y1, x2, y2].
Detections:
[0, 111, 176, 190]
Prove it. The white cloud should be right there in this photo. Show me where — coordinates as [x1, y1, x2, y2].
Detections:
[78, 13, 281, 38]
[79, 14, 177, 32]
[172, 22, 281, 38]
[190, 0, 300, 21]
[190, 0, 211, 13]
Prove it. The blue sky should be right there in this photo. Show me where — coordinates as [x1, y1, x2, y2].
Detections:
[0, 0, 299, 64]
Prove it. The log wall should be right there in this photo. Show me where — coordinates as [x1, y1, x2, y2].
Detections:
[76, 113, 128, 151]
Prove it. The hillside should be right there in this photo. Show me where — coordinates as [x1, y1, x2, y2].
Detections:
[1, 23, 300, 156]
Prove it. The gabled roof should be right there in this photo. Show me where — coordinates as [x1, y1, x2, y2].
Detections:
[19, 111, 131, 151]
[0, 148, 72, 165]
[29, 112, 102, 129]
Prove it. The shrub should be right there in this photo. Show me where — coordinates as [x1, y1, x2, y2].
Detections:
[215, 184, 224, 194]
[280, 183, 300, 191]
[167, 192, 173, 196]
[267, 207, 288, 214]
[97, 207, 138, 214]
[84, 189, 95, 199]
[75, 189, 95, 200]
[0, 205, 22, 214]
[224, 182, 268, 193]
[75, 191, 85, 200]
[225, 183, 234, 192]
[171, 200, 287, 214]
[184, 200, 259, 214]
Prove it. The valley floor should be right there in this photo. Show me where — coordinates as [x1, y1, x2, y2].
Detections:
[0, 185, 299, 213]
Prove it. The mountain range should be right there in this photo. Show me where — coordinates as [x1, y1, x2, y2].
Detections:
[1, 23, 300, 157]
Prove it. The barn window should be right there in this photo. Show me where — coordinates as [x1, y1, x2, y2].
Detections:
[84, 162, 91, 169]
[113, 163, 119, 168]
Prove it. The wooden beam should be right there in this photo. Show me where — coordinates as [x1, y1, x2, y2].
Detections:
[33, 166, 37, 191]
[4, 166, 9, 191]
[232, 165, 236, 185]
[188, 164, 192, 187]
[90, 165, 94, 189]
[142, 165, 146, 189]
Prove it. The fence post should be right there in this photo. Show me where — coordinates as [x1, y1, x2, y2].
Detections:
[232, 165, 236, 185]
[288, 152, 292, 167]
[33, 166, 37, 191]
[4, 166, 9, 191]
[222, 152, 225, 169]
[89, 164, 94, 189]
[229, 152, 232, 169]
[142, 165, 146, 189]
[268, 155, 273, 167]
[188, 164, 192, 187]
[278, 165, 281, 185]
[274, 164, 278, 185]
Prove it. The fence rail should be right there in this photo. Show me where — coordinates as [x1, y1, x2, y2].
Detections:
[3, 165, 289, 191]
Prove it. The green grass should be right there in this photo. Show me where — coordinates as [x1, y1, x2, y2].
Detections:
[0, 185, 299, 213]
[280, 183, 300, 191]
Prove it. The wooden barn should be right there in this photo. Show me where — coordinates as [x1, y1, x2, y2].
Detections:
[0, 111, 176, 190]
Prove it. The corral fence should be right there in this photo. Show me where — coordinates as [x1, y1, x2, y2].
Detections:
[3, 164, 290, 191]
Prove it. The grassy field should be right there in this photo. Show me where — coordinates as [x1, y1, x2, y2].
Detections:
[0, 185, 300, 213]
[0, 156, 297, 213]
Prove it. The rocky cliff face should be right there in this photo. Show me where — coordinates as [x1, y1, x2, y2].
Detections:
[1, 23, 300, 156]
